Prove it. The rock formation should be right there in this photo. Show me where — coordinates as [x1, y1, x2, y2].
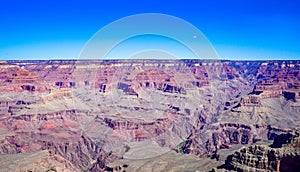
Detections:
[0, 60, 299, 171]
[215, 130, 300, 172]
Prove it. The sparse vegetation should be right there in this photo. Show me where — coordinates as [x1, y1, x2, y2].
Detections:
[177, 141, 186, 154]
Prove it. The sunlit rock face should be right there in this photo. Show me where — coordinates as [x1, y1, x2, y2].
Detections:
[215, 130, 300, 172]
[0, 60, 299, 171]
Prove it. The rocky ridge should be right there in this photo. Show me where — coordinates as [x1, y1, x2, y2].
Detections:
[0, 60, 299, 171]
[214, 130, 300, 172]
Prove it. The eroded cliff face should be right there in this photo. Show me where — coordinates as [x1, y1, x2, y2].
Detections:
[216, 131, 300, 172]
[227, 145, 282, 171]
[0, 60, 299, 171]
[0, 110, 117, 171]
[181, 123, 295, 158]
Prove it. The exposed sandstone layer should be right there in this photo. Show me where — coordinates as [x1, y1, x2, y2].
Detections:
[214, 130, 300, 172]
[0, 60, 299, 171]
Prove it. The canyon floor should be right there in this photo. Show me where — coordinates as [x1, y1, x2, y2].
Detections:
[0, 59, 299, 172]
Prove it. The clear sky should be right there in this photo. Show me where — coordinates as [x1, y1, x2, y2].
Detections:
[0, 0, 299, 60]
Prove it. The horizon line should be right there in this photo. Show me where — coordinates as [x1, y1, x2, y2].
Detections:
[1, 58, 300, 62]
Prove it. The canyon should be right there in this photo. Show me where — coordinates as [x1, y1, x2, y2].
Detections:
[0, 59, 299, 171]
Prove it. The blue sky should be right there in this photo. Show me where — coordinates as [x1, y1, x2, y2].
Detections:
[0, 0, 299, 60]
